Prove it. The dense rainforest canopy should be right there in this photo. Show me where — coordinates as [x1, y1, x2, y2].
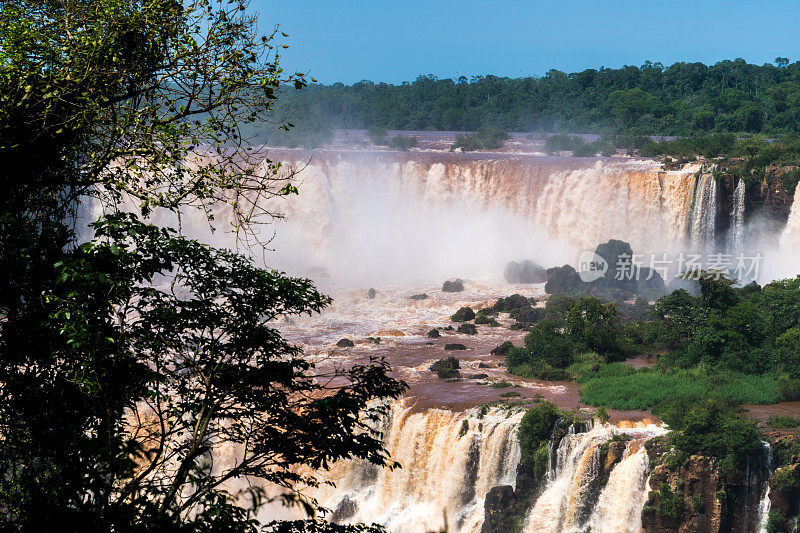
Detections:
[265, 58, 800, 140]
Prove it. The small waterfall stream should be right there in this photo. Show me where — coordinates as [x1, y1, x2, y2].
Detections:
[688, 172, 718, 253]
[757, 442, 773, 533]
[727, 179, 745, 255]
[780, 181, 800, 254]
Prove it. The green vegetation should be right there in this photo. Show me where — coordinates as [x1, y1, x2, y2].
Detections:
[451, 306, 476, 322]
[475, 315, 501, 326]
[767, 510, 788, 533]
[430, 357, 461, 380]
[506, 321, 576, 380]
[457, 322, 478, 335]
[661, 399, 762, 475]
[656, 484, 686, 521]
[367, 125, 388, 145]
[544, 134, 616, 157]
[267, 59, 800, 137]
[0, 2, 405, 530]
[768, 415, 800, 428]
[387, 134, 419, 150]
[451, 127, 510, 151]
[491, 341, 515, 356]
[579, 367, 779, 409]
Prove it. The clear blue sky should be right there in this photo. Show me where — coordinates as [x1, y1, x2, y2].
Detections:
[252, 0, 800, 84]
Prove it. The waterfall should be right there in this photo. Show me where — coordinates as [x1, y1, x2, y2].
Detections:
[727, 179, 745, 255]
[688, 172, 718, 253]
[261, 151, 702, 284]
[757, 442, 773, 533]
[521, 423, 666, 533]
[301, 400, 524, 533]
[587, 444, 652, 533]
[780, 181, 800, 256]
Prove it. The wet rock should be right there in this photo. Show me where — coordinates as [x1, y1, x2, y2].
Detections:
[444, 343, 467, 350]
[451, 306, 476, 322]
[504, 260, 548, 284]
[769, 463, 800, 526]
[642, 446, 771, 533]
[490, 341, 514, 356]
[475, 315, 501, 326]
[469, 373, 489, 380]
[478, 362, 494, 369]
[545, 264, 583, 294]
[482, 485, 516, 533]
[430, 357, 459, 369]
[336, 338, 355, 348]
[430, 357, 461, 380]
[510, 306, 543, 324]
[367, 288, 376, 299]
[427, 329, 440, 338]
[409, 293, 428, 300]
[442, 279, 465, 292]
[492, 294, 532, 312]
[330, 496, 358, 523]
[457, 323, 478, 335]
[603, 440, 627, 477]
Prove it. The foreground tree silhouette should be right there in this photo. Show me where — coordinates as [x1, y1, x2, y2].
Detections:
[0, 1, 404, 530]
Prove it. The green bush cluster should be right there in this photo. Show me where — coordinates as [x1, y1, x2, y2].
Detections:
[429, 357, 461, 380]
[768, 415, 800, 428]
[451, 306, 476, 322]
[544, 134, 615, 157]
[451, 127, 510, 151]
[387, 134, 419, 150]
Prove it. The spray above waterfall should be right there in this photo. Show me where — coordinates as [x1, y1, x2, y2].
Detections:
[260, 152, 718, 286]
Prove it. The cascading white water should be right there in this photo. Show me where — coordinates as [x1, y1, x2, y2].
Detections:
[757, 442, 773, 533]
[727, 179, 745, 255]
[689, 172, 718, 253]
[297, 400, 524, 533]
[522, 423, 666, 533]
[587, 444, 652, 533]
[261, 152, 702, 284]
[780, 181, 800, 263]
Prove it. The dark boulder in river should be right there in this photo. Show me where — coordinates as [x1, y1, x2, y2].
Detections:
[444, 343, 467, 350]
[336, 338, 355, 348]
[451, 306, 475, 322]
[427, 329, 441, 338]
[490, 341, 514, 356]
[367, 288, 376, 299]
[442, 279, 464, 292]
[504, 260, 548, 284]
[457, 323, 477, 335]
[409, 293, 428, 300]
[545, 264, 582, 294]
[430, 357, 461, 380]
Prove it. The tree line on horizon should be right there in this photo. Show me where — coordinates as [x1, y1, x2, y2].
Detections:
[263, 58, 800, 146]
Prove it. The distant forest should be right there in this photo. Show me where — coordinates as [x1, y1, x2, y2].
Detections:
[265, 58, 800, 144]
